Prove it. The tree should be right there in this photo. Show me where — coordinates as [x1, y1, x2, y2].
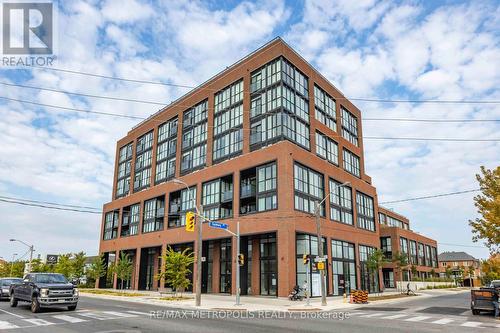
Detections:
[113, 252, 134, 291]
[430, 268, 436, 281]
[157, 246, 195, 297]
[480, 254, 500, 285]
[55, 254, 73, 279]
[86, 254, 107, 287]
[72, 252, 86, 282]
[410, 265, 418, 280]
[31, 259, 52, 273]
[366, 249, 387, 294]
[445, 266, 453, 279]
[469, 166, 500, 254]
[392, 251, 409, 291]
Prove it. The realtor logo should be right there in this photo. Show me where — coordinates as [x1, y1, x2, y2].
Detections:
[2, 1, 53, 54]
[1, 0, 56, 66]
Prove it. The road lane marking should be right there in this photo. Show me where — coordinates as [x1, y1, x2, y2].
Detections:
[102, 311, 137, 318]
[404, 316, 431, 322]
[52, 314, 87, 323]
[360, 313, 385, 318]
[431, 318, 454, 325]
[381, 314, 407, 319]
[126, 311, 151, 316]
[23, 318, 54, 326]
[0, 320, 19, 330]
[78, 312, 116, 320]
[0, 308, 25, 319]
[461, 321, 482, 327]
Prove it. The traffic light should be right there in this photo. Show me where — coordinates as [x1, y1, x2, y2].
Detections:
[238, 254, 245, 266]
[303, 254, 310, 265]
[185, 211, 195, 232]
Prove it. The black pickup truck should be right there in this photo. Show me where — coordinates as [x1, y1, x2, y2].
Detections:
[9, 273, 79, 313]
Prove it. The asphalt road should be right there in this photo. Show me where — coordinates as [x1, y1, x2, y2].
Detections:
[0, 291, 498, 332]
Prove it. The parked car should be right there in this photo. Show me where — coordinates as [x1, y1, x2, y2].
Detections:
[489, 280, 500, 288]
[0, 278, 23, 300]
[9, 273, 79, 313]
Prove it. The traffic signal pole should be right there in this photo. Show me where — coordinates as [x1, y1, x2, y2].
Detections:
[195, 206, 203, 307]
[235, 221, 240, 306]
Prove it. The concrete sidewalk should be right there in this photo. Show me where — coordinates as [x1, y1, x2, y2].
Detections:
[79, 289, 469, 312]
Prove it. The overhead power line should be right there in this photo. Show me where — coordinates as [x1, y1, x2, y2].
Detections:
[379, 189, 480, 204]
[0, 198, 101, 214]
[0, 195, 100, 210]
[2, 95, 499, 124]
[18, 65, 500, 104]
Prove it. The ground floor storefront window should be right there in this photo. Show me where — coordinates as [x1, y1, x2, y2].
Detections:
[383, 269, 394, 288]
[260, 234, 277, 296]
[220, 239, 232, 293]
[331, 240, 356, 296]
[359, 245, 380, 293]
[296, 233, 327, 297]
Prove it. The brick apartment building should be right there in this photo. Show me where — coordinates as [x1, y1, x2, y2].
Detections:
[378, 207, 439, 288]
[99, 37, 437, 297]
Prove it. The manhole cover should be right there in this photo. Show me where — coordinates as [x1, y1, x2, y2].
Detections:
[361, 307, 407, 311]
[417, 307, 469, 315]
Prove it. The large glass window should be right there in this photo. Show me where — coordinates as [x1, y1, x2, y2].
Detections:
[181, 100, 208, 173]
[341, 107, 358, 146]
[156, 117, 178, 183]
[425, 245, 431, 267]
[240, 162, 277, 215]
[294, 163, 325, 216]
[418, 243, 425, 266]
[343, 149, 360, 178]
[213, 80, 244, 163]
[331, 240, 356, 296]
[381, 237, 392, 257]
[250, 57, 310, 150]
[202, 176, 233, 220]
[356, 192, 375, 231]
[260, 234, 277, 296]
[296, 233, 327, 297]
[359, 245, 380, 293]
[329, 179, 353, 225]
[314, 85, 336, 132]
[220, 239, 232, 293]
[142, 196, 165, 233]
[103, 211, 119, 240]
[410, 240, 417, 265]
[168, 187, 197, 228]
[121, 204, 140, 237]
[316, 131, 338, 165]
[134, 131, 154, 191]
[400, 237, 409, 260]
[431, 247, 438, 268]
[116, 143, 132, 198]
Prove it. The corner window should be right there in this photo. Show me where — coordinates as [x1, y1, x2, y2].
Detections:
[356, 192, 375, 231]
[294, 163, 325, 216]
[329, 179, 353, 225]
[341, 107, 358, 146]
[343, 149, 360, 178]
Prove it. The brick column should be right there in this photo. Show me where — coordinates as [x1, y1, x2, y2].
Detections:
[278, 224, 295, 297]
[133, 248, 141, 290]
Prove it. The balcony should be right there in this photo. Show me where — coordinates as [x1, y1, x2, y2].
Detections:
[221, 190, 233, 203]
[240, 185, 256, 199]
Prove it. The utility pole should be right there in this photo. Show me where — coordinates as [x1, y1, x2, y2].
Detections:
[306, 256, 311, 306]
[195, 206, 203, 307]
[10, 253, 17, 276]
[314, 200, 327, 306]
[235, 221, 240, 306]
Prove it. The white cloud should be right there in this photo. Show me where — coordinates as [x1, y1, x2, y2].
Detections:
[101, 0, 154, 24]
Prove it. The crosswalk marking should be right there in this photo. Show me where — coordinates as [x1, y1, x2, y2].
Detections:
[431, 318, 454, 325]
[78, 312, 116, 320]
[126, 310, 151, 316]
[23, 318, 54, 326]
[52, 314, 87, 323]
[461, 321, 482, 327]
[0, 320, 19, 330]
[102, 311, 137, 318]
[404, 316, 431, 322]
[360, 313, 385, 318]
[381, 314, 407, 320]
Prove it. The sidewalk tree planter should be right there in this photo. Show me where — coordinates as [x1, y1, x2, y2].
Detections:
[157, 246, 195, 297]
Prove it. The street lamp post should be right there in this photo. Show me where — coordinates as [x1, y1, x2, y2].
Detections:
[314, 181, 350, 306]
[10, 239, 34, 274]
[10, 253, 18, 277]
[173, 178, 202, 307]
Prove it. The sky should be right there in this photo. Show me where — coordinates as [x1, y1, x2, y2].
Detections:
[0, 0, 498, 262]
